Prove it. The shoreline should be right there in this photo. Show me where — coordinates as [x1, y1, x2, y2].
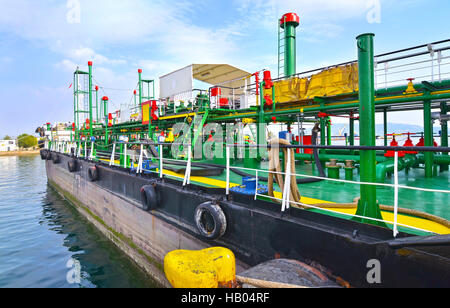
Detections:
[0, 150, 40, 157]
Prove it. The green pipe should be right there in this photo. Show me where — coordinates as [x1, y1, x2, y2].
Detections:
[375, 79, 450, 96]
[88, 61, 93, 136]
[383, 108, 388, 147]
[424, 100, 434, 177]
[354, 33, 384, 225]
[280, 13, 299, 77]
[417, 154, 450, 165]
[375, 155, 417, 183]
[326, 117, 332, 146]
[209, 92, 450, 122]
[302, 92, 450, 114]
[295, 153, 388, 163]
[95, 87, 99, 123]
[441, 102, 449, 172]
[257, 82, 266, 159]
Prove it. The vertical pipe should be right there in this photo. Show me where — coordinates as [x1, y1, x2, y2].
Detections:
[354, 33, 384, 225]
[424, 100, 434, 178]
[441, 102, 449, 172]
[95, 86, 99, 123]
[138, 69, 143, 107]
[88, 61, 93, 137]
[280, 13, 300, 77]
[349, 113, 355, 155]
[326, 117, 332, 146]
[383, 108, 388, 147]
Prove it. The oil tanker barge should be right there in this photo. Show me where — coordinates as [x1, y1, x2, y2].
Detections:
[40, 13, 450, 288]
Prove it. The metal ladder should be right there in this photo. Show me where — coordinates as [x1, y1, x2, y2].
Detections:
[176, 110, 209, 159]
[278, 17, 286, 78]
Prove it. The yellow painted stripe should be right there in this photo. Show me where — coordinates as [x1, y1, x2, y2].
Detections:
[317, 207, 450, 235]
[159, 112, 199, 120]
[164, 171, 449, 235]
[98, 162, 449, 235]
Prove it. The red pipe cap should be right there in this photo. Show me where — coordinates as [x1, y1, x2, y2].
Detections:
[280, 13, 300, 28]
[138, 69, 143, 74]
[95, 85, 99, 91]
[102, 96, 109, 101]
[88, 61, 93, 66]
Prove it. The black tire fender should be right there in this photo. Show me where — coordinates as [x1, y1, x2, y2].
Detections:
[88, 165, 99, 182]
[140, 183, 159, 211]
[52, 154, 60, 164]
[40, 149, 47, 160]
[194, 202, 227, 240]
[68, 159, 77, 173]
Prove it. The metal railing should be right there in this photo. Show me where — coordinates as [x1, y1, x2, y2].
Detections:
[48, 140, 450, 237]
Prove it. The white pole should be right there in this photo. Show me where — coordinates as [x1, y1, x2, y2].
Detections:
[138, 144, 143, 174]
[159, 144, 163, 178]
[183, 145, 192, 186]
[393, 151, 399, 238]
[84, 141, 87, 158]
[124, 143, 127, 168]
[254, 170, 258, 201]
[282, 149, 292, 212]
[90, 141, 94, 160]
[110, 143, 116, 166]
[226, 146, 230, 195]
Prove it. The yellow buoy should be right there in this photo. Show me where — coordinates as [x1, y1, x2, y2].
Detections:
[164, 247, 236, 288]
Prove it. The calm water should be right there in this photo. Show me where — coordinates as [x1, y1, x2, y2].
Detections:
[0, 155, 160, 288]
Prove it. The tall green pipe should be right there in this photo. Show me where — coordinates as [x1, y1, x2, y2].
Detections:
[354, 33, 384, 226]
[424, 100, 434, 177]
[280, 13, 300, 77]
[383, 108, 388, 147]
[349, 115, 355, 155]
[95, 86, 99, 123]
[88, 61, 93, 136]
[138, 69, 143, 107]
[103, 97, 109, 146]
[326, 117, 332, 146]
[441, 102, 449, 172]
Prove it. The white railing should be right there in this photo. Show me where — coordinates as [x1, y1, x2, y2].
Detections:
[48, 140, 450, 237]
[223, 145, 450, 237]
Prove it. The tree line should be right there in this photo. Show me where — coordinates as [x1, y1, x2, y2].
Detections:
[2, 134, 38, 148]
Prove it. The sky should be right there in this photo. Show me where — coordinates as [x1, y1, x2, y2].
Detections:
[0, 0, 449, 137]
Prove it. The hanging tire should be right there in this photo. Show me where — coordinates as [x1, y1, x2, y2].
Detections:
[194, 202, 227, 240]
[140, 183, 159, 211]
[68, 159, 77, 173]
[40, 149, 47, 160]
[45, 152, 52, 161]
[88, 166, 99, 182]
[52, 154, 60, 164]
